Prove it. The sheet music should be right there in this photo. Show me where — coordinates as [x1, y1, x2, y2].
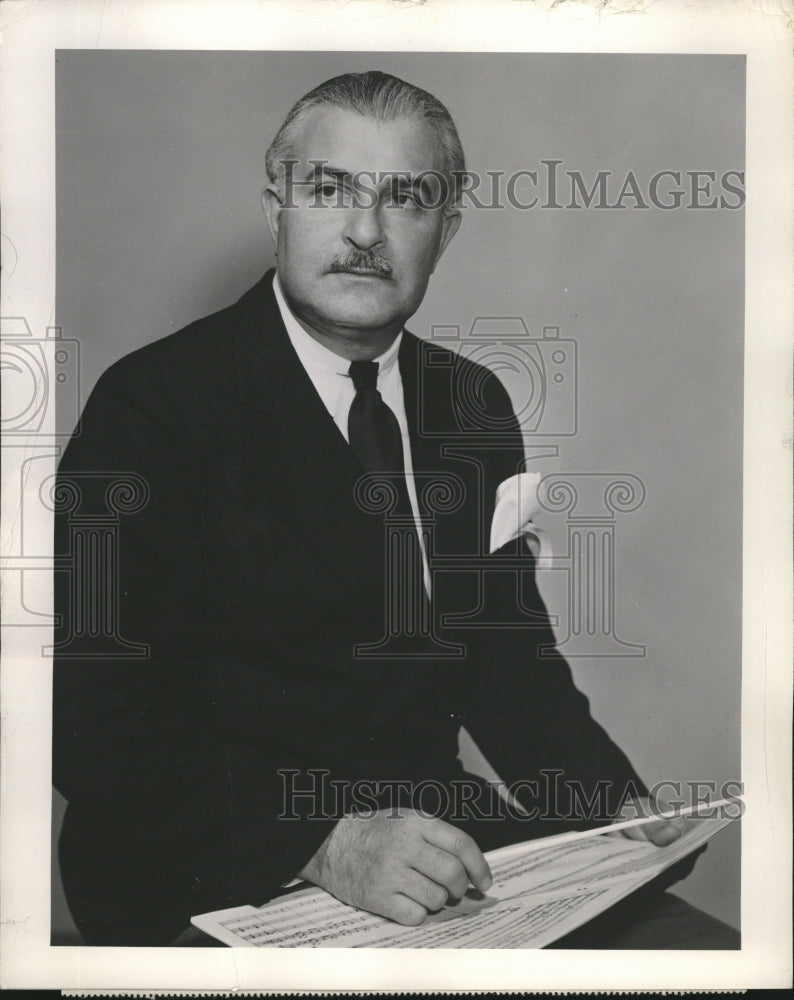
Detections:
[190, 815, 735, 948]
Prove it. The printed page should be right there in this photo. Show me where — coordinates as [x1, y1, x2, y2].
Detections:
[488, 815, 734, 899]
[192, 884, 629, 949]
[191, 815, 736, 948]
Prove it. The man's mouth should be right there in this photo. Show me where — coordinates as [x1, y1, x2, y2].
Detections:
[336, 267, 388, 277]
[330, 251, 393, 279]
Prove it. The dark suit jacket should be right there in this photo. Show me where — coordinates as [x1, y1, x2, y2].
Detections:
[53, 270, 645, 944]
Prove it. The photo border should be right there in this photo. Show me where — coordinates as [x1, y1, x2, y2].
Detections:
[1, 0, 791, 991]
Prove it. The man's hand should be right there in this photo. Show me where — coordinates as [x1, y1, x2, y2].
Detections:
[613, 795, 707, 890]
[616, 795, 686, 846]
[297, 809, 492, 926]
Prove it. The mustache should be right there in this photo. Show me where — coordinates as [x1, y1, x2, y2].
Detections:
[329, 249, 392, 278]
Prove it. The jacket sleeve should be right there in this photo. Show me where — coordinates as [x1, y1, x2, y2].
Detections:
[456, 367, 647, 827]
[52, 367, 339, 906]
[461, 645, 648, 826]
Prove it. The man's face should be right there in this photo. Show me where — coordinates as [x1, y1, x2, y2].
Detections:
[263, 105, 461, 350]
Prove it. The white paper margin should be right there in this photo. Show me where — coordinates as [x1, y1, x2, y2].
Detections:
[1, 0, 791, 991]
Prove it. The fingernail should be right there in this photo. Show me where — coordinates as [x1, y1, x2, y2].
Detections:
[482, 875, 492, 890]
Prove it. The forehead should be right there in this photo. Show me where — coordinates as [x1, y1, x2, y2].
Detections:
[291, 105, 445, 177]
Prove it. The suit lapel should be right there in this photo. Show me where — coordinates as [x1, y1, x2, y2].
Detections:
[221, 272, 386, 603]
[218, 274, 482, 631]
[399, 333, 482, 561]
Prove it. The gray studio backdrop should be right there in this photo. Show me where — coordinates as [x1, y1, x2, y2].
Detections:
[53, 51, 744, 942]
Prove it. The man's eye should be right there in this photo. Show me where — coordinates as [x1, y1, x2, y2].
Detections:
[387, 190, 420, 209]
[314, 183, 341, 200]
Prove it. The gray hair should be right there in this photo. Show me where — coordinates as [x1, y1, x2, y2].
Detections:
[265, 70, 466, 206]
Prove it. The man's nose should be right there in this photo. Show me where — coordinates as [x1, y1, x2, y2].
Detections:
[342, 204, 385, 251]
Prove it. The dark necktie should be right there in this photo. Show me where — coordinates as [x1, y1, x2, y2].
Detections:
[347, 361, 431, 664]
[347, 360, 411, 514]
[347, 358, 429, 598]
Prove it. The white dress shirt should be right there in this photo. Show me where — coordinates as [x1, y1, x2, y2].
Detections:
[272, 273, 431, 595]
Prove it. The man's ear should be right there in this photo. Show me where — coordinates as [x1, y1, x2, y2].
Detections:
[432, 208, 462, 272]
[261, 184, 283, 247]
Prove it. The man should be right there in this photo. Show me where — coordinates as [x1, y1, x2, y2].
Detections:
[53, 71, 736, 947]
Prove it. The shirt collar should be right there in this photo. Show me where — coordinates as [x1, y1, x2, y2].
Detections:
[273, 271, 403, 383]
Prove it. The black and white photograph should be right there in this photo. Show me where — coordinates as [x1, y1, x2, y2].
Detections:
[0, 0, 791, 993]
